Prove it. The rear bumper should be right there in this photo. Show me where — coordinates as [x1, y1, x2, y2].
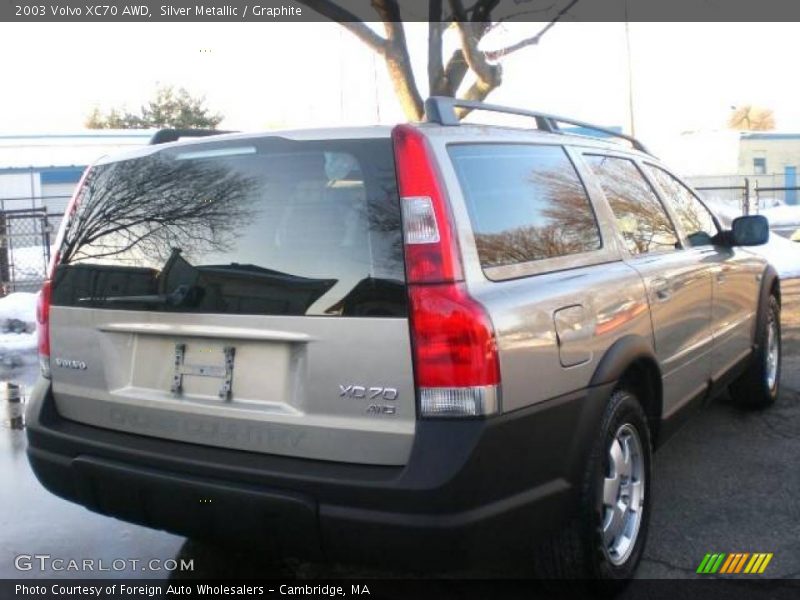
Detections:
[25, 377, 612, 568]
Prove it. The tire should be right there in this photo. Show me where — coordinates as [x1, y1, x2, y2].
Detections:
[729, 294, 781, 410]
[534, 389, 652, 585]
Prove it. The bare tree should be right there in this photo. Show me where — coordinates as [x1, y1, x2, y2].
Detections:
[297, 0, 580, 121]
[728, 105, 776, 132]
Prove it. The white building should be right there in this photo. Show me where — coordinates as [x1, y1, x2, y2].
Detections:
[663, 130, 800, 213]
[0, 130, 154, 214]
[0, 131, 153, 292]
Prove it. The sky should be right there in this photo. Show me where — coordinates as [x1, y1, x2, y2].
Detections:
[1, 21, 799, 163]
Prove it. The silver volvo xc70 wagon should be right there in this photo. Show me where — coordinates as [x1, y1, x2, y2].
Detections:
[27, 97, 780, 581]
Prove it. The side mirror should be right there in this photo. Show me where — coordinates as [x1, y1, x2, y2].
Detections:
[730, 215, 769, 246]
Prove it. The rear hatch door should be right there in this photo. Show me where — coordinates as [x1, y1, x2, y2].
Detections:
[48, 134, 415, 465]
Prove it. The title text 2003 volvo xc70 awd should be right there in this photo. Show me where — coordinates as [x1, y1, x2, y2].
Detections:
[27, 98, 780, 581]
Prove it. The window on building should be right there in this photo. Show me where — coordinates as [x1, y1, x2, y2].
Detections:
[448, 144, 602, 269]
[753, 157, 767, 175]
[584, 155, 680, 256]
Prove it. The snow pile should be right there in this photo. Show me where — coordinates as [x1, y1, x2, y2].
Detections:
[0, 292, 37, 324]
[0, 292, 38, 367]
[707, 200, 800, 230]
[747, 234, 800, 280]
[761, 204, 800, 228]
[706, 201, 800, 279]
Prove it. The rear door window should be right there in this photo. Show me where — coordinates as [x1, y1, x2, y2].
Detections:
[52, 137, 407, 317]
[448, 144, 602, 269]
[584, 155, 680, 255]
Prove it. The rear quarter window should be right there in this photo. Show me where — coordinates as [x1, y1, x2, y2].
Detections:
[448, 144, 602, 271]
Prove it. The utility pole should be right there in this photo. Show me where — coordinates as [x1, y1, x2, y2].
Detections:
[372, 51, 381, 122]
[624, 13, 636, 137]
[339, 27, 346, 122]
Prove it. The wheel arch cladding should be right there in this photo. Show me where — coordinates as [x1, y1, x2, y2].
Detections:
[754, 264, 780, 345]
[589, 335, 663, 447]
[767, 265, 780, 306]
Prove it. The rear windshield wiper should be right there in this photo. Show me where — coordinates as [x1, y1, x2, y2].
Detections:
[78, 285, 196, 307]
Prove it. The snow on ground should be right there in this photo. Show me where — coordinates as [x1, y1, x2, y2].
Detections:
[706, 200, 800, 280]
[0, 292, 38, 371]
[745, 233, 800, 279]
[761, 204, 800, 228]
[708, 199, 800, 230]
[0, 292, 37, 324]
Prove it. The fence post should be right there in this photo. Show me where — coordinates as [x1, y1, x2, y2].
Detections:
[41, 213, 51, 270]
[0, 212, 8, 295]
[744, 177, 750, 215]
[6, 382, 24, 430]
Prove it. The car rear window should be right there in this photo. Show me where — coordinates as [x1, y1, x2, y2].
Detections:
[51, 137, 407, 317]
[448, 144, 602, 270]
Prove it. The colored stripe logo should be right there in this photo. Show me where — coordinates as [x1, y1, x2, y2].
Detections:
[697, 553, 773, 574]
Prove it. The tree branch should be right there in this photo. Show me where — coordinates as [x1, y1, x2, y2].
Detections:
[449, 0, 500, 86]
[470, 0, 501, 23]
[443, 49, 468, 95]
[295, 0, 387, 54]
[443, 1, 500, 94]
[454, 75, 499, 119]
[373, 0, 424, 120]
[428, 0, 448, 95]
[482, 1, 562, 31]
[483, 0, 580, 61]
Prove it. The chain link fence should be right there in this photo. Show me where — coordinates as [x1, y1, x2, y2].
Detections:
[0, 205, 65, 294]
[688, 176, 800, 239]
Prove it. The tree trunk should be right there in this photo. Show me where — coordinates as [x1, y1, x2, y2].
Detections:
[383, 49, 425, 121]
[297, 0, 572, 123]
[376, 11, 424, 121]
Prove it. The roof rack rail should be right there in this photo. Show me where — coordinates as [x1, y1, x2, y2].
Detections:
[148, 129, 235, 145]
[424, 96, 649, 154]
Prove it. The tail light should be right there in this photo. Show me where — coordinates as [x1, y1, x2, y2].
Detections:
[35, 280, 52, 378]
[37, 166, 92, 378]
[392, 125, 500, 417]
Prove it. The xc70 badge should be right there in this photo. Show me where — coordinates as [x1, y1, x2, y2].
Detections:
[339, 385, 398, 416]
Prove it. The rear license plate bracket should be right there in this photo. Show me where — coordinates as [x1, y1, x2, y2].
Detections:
[171, 343, 236, 400]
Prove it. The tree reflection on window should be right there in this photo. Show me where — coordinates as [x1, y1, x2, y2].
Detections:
[61, 154, 258, 266]
[585, 155, 680, 255]
[450, 144, 602, 269]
